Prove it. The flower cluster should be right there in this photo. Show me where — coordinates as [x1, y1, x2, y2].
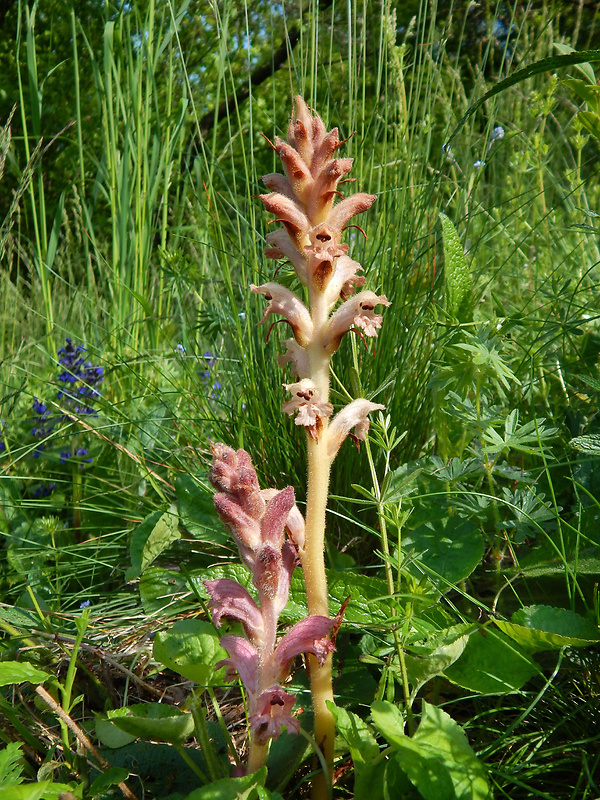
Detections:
[205, 444, 337, 749]
[29, 338, 104, 473]
[251, 97, 387, 450]
[56, 338, 104, 415]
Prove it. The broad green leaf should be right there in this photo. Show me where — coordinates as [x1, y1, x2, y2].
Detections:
[176, 474, 229, 546]
[329, 702, 380, 767]
[185, 767, 269, 799]
[373, 701, 491, 800]
[138, 509, 178, 575]
[108, 703, 195, 744]
[139, 567, 191, 615]
[2, 785, 51, 800]
[440, 212, 473, 323]
[89, 767, 129, 797]
[0, 662, 50, 687]
[404, 624, 472, 695]
[153, 619, 228, 686]
[95, 713, 137, 749]
[412, 702, 491, 800]
[372, 702, 455, 800]
[403, 516, 484, 589]
[444, 628, 537, 693]
[496, 605, 599, 651]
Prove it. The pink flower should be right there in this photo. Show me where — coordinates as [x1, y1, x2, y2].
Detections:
[217, 634, 259, 695]
[250, 686, 300, 743]
[282, 380, 333, 441]
[250, 283, 313, 346]
[327, 399, 385, 459]
[204, 579, 264, 642]
[274, 615, 336, 676]
[324, 291, 391, 352]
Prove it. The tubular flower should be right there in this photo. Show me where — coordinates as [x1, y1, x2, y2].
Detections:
[324, 291, 391, 353]
[206, 444, 340, 754]
[282, 380, 333, 441]
[327, 399, 385, 459]
[250, 283, 313, 346]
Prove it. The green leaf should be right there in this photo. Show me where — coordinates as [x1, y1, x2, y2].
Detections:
[329, 702, 380, 768]
[107, 704, 195, 744]
[496, 605, 600, 652]
[571, 433, 600, 455]
[176, 474, 229, 546]
[89, 767, 129, 797]
[579, 110, 600, 141]
[185, 767, 268, 799]
[412, 702, 491, 800]
[404, 624, 472, 696]
[0, 743, 25, 788]
[562, 78, 600, 110]
[381, 463, 423, 505]
[153, 620, 228, 686]
[439, 213, 473, 323]
[0, 662, 50, 687]
[444, 627, 537, 693]
[95, 714, 137, 749]
[372, 702, 455, 800]
[1, 785, 51, 800]
[372, 701, 491, 800]
[139, 567, 191, 615]
[403, 516, 484, 589]
[555, 43, 597, 82]
[129, 504, 180, 578]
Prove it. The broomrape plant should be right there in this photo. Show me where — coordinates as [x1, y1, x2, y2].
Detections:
[205, 97, 388, 793]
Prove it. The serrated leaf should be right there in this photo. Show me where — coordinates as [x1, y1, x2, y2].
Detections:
[153, 620, 228, 686]
[107, 704, 195, 744]
[444, 628, 537, 693]
[440, 213, 473, 323]
[404, 624, 472, 696]
[329, 701, 380, 767]
[372, 700, 491, 800]
[496, 604, 599, 652]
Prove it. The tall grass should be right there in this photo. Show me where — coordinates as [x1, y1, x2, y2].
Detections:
[2, 0, 599, 529]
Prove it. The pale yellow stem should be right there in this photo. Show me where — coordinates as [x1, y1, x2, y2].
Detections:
[299, 285, 336, 798]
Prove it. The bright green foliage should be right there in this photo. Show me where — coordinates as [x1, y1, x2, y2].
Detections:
[496, 605, 600, 651]
[371, 700, 491, 800]
[107, 703, 195, 745]
[0, 661, 50, 686]
[439, 213, 474, 323]
[444, 628, 538, 694]
[153, 619, 228, 686]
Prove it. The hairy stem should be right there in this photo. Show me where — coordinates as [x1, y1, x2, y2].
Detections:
[301, 292, 335, 795]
